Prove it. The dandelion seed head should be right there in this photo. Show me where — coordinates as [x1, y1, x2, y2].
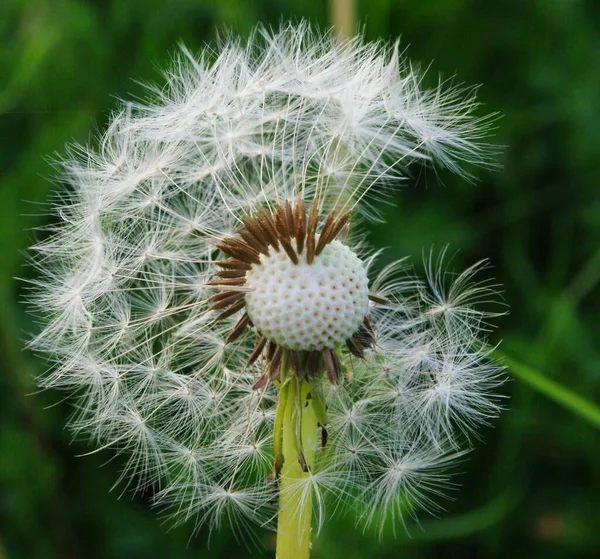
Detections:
[27, 21, 505, 541]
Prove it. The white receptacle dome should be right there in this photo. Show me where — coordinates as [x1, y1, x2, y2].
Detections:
[244, 240, 369, 351]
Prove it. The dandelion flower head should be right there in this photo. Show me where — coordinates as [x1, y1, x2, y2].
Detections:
[29, 22, 504, 538]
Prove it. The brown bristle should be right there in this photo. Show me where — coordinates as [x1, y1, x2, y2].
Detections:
[268, 346, 283, 380]
[328, 211, 351, 242]
[274, 204, 290, 240]
[315, 210, 336, 256]
[285, 201, 296, 238]
[355, 318, 375, 347]
[288, 350, 302, 378]
[368, 293, 392, 306]
[266, 341, 277, 362]
[239, 228, 269, 255]
[252, 370, 270, 391]
[230, 247, 261, 266]
[217, 236, 252, 254]
[362, 316, 375, 339]
[217, 237, 262, 265]
[247, 336, 267, 367]
[352, 330, 371, 349]
[209, 291, 245, 311]
[257, 211, 280, 249]
[307, 351, 321, 378]
[213, 201, 350, 271]
[209, 289, 244, 304]
[216, 248, 259, 267]
[226, 313, 250, 344]
[216, 259, 251, 272]
[214, 299, 245, 321]
[216, 269, 247, 279]
[346, 337, 365, 358]
[205, 278, 247, 287]
[279, 237, 299, 265]
[306, 198, 319, 264]
[243, 216, 273, 249]
[323, 349, 342, 384]
[295, 200, 306, 253]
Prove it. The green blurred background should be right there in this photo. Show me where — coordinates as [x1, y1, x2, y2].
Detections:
[2, 0, 600, 557]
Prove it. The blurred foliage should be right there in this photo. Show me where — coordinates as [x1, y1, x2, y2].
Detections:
[1, 0, 600, 557]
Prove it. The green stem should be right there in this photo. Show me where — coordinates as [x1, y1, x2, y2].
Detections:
[329, 0, 357, 40]
[276, 376, 318, 559]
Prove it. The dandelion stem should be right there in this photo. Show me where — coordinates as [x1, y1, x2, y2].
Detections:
[329, 0, 357, 40]
[276, 374, 318, 559]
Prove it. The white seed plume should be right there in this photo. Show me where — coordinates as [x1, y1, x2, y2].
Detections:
[28, 22, 504, 541]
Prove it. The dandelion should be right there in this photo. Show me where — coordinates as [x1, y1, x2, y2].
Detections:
[28, 22, 504, 558]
